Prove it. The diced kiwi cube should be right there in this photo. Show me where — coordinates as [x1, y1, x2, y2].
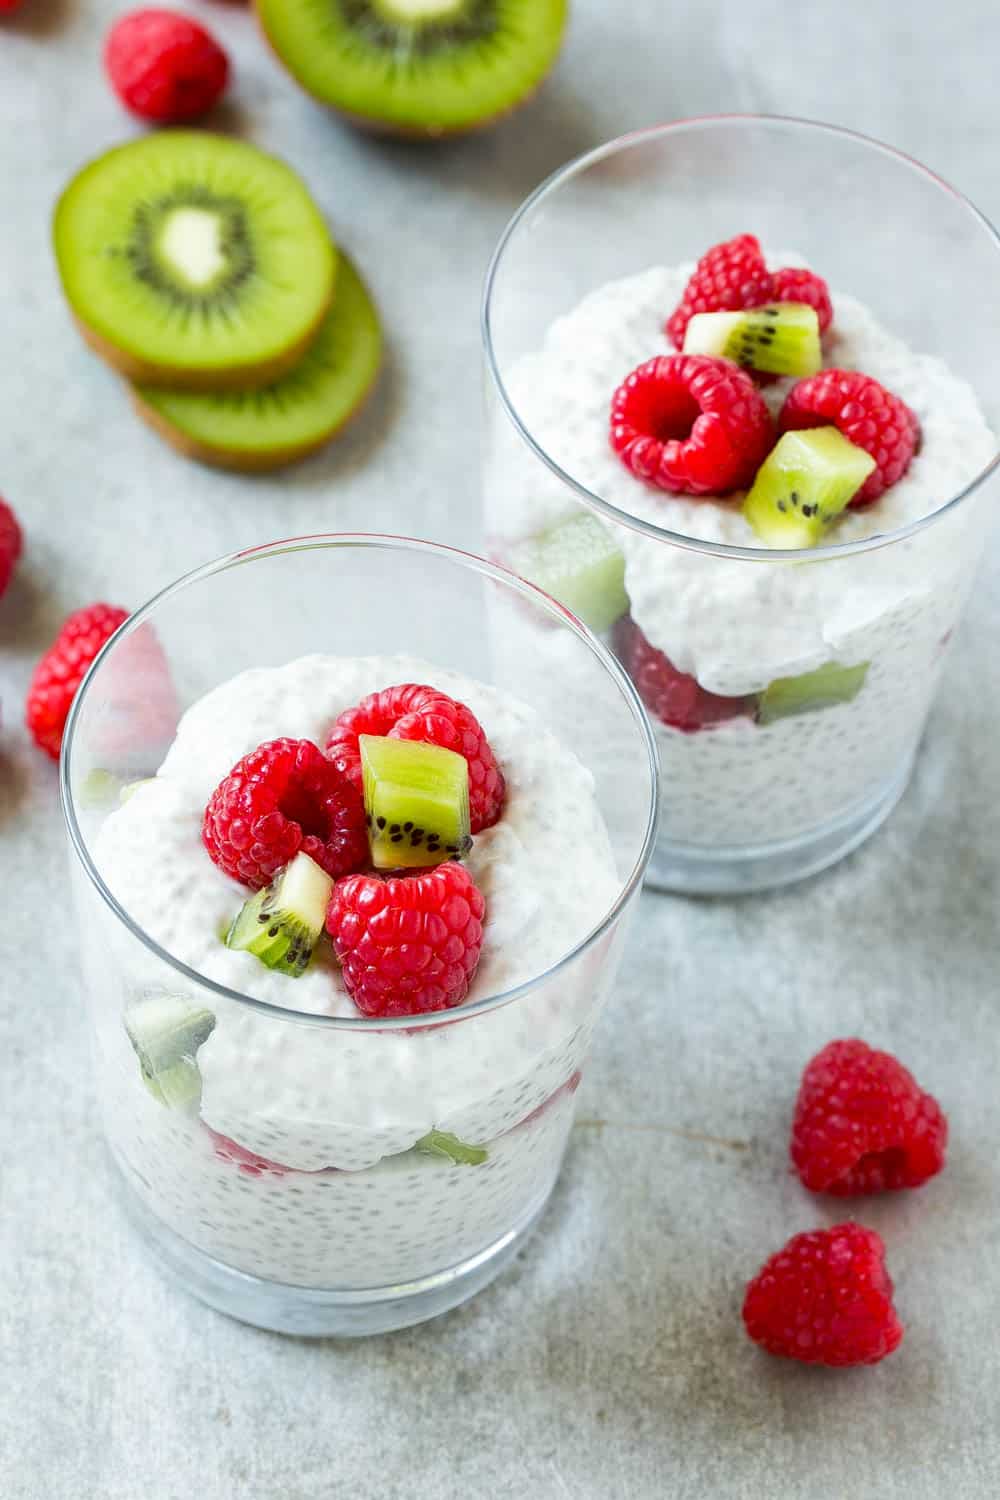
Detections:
[361, 734, 472, 871]
[414, 1130, 488, 1166]
[683, 303, 822, 377]
[756, 660, 871, 726]
[225, 851, 333, 977]
[742, 427, 877, 548]
[124, 996, 216, 1111]
[506, 513, 628, 634]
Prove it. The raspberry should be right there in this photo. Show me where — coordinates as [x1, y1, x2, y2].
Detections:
[326, 863, 486, 1018]
[0, 2, 23, 12]
[611, 354, 776, 497]
[105, 8, 229, 123]
[326, 684, 505, 834]
[207, 1128, 289, 1178]
[613, 617, 752, 732]
[780, 369, 920, 505]
[666, 234, 775, 349]
[202, 738, 368, 890]
[791, 1038, 948, 1196]
[26, 603, 129, 760]
[0, 497, 22, 601]
[742, 1222, 903, 1367]
[770, 267, 834, 335]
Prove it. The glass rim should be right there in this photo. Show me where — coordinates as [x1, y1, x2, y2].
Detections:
[481, 112, 1000, 563]
[60, 532, 661, 1033]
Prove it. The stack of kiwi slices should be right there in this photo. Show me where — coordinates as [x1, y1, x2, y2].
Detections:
[255, 0, 568, 138]
[53, 131, 382, 472]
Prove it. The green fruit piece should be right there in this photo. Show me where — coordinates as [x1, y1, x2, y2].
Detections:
[742, 427, 877, 548]
[255, 0, 568, 138]
[360, 734, 472, 871]
[124, 996, 216, 1111]
[132, 254, 382, 472]
[53, 132, 336, 390]
[414, 1130, 488, 1165]
[683, 303, 822, 377]
[225, 852, 334, 977]
[507, 513, 629, 633]
[756, 661, 870, 726]
[79, 769, 119, 808]
[120, 778, 154, 804]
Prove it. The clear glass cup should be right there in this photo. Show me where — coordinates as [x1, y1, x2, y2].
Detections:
[482, 116, 1000, 893]
[61, 535, 658, 1337]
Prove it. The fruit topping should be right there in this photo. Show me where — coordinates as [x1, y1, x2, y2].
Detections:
[327, 684, 504, 834]
[610, 354, 775, 496]
[779, 369, 921, 505]
[414, 1130, 488, 1165]
[26, 603, 129, 760]
[770, 267, 834, 335]
[613, 617, 754, 732]
[0, 497, 22, 602]
[505, 513, 628, 634]
[203, 737, 368, 890]
[105, 8, 229, 124]
[742, 1222, 903, 1367]
[225, 851, 335, 977]
[666, 234, 775, 349]
[208, 1128, 290, 1177]
[683, 303, 821, 379]
[53, 132, 335, 391]
[742, 427, 876, 547]
[791, 1038, 948, 1195]
[124, 995, 216, 1110]
[361, 734, 472, 871]
[756, 660, 870, 725]
[326, 862, 485, 1018]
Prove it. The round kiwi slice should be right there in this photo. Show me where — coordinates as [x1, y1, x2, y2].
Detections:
[255, 0, 568, 137]
[53, 132, 336, 391]
[132, 253, 382, 471]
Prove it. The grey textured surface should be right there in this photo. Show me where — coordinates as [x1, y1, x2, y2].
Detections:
[2, 1, 1000, 1496]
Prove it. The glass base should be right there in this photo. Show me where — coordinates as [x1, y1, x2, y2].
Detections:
[112, 1156, 556, 1337]
[645, 751, 915, 896]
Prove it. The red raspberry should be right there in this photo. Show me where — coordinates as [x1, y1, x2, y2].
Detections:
[104, 8, 229, 123]
[743, 1222, 903, 1367]
[610, 355, 775, 497]
[780, 369, 920, 505]
[326, 684, 505, 834]
[666, 234, 775, 349]
[26, 603, 129, 760]
[202, 738, 368, 890]
[0, 497, 22, 601]
[791, 1038, 948, 1196]
[326, 863, 486, 1019]
[0, 2, 23, 12]
[207, 1128, 289, 1178]
[770, 267, 834, 335]
[613, 617, 752, 732]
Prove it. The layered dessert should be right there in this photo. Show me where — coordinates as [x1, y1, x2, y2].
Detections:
[487, 236, 996, 851]
[86, 655, 620, 1288]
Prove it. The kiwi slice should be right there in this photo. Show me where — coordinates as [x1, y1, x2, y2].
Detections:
[131, 254, 381, 472]
[506, 513, 628, 634]
[361, 734, 472, 870]
[53, 132, 336, 390]
[683, 303, 822, 378]
[255, 0, 568, 138]
[757, 661, 871, 726]
[742, 428, 877, 548]
[414, 1130, 488, 1165]
[226, 852, 334, 977]
[124, 996, 216, 1111]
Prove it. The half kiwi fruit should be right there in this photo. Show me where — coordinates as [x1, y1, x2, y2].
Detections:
[255, 0, 569, 138]
[53, 132, 336, 390]
[133, 254, 382, 471]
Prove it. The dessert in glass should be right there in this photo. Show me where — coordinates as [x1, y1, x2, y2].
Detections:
[482, 116, 1000, 893]
[61, 536, 657, 1336]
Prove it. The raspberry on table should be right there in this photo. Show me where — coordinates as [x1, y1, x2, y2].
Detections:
[104, 8, 229, 124]
[326, 863, 486, 1018]
[791, 1038, 948, 1195]
[613, 617, 754, 732]
[666, 234, 775, 349]
[326, 683, 505, 834]
[610, 354, 775, 496]
[779, 368, 920, 504]
[26, 603, 129, 760]
[742, 1222, 903, 1367]
[0, 497, 22, 601]
[770, 267, 834, 335]
[203, 737, 368, 890]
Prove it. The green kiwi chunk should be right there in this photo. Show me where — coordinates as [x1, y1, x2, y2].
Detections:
[414, 1130, 488, 1165]
[361, 735, 472, 870]
[124, 996, 216, 1111]
[53, 132, 336, 390]
[132, 254, 381, 472]
[683, 303, 822, 377]
[256, 0, 568, 137]
[226, 853, 334, 977]
[757, 661, 871, 726]
[507, 513, 629, 633]
[742, 427, 877, 548]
